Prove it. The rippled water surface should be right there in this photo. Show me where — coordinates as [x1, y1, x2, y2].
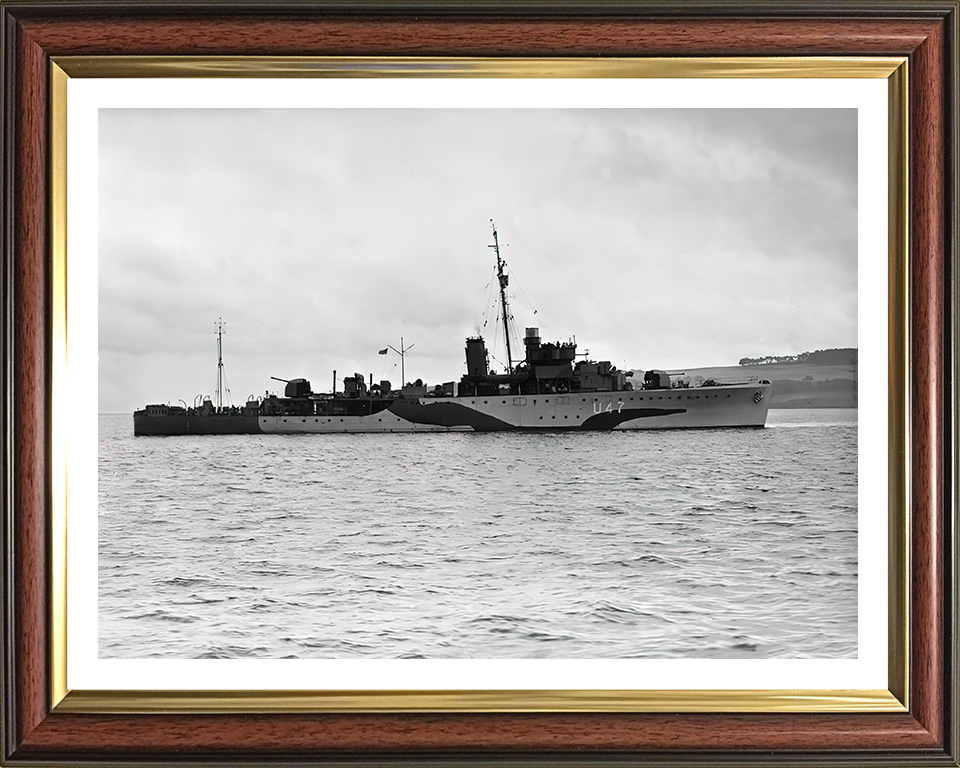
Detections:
[99, 409, 857, 659]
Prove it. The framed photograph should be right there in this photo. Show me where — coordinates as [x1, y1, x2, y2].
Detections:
[2, 2, 957, 766]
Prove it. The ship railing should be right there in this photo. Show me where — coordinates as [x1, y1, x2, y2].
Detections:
[673, 376, 768, 388]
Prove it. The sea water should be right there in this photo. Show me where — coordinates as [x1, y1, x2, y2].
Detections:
[98, 409, 857, 659]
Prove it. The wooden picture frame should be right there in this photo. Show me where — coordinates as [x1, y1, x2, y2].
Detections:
[2, 2, 957, 765]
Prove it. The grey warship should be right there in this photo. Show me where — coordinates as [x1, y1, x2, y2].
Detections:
[134, 224, 771, 436]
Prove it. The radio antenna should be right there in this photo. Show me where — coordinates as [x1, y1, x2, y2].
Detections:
[214, 316, 228, 410]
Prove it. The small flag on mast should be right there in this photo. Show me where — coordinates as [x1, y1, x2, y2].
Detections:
[378, 348, 388, 355]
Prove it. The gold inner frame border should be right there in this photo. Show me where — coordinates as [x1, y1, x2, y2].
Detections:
[49, 55, 909, 715]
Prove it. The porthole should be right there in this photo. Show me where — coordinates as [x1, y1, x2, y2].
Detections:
[484, 400, 488, 404]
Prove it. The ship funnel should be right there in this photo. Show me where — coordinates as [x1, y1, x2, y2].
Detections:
[465, 337, 489, 377]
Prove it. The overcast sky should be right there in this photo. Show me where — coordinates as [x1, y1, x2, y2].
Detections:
[99, 108, 857, 413]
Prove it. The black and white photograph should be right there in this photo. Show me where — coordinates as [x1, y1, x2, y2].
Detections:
[97, 104, 859, 662]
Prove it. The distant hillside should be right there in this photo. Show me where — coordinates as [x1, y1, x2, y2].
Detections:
[674, 350, 858, 409]
[739, 348, 858, 367]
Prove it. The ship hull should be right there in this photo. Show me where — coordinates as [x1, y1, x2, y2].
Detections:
[133, 411, 262, 436]
[259, 382, 771, 433]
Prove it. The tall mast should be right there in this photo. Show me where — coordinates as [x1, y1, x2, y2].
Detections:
[383, 338, 414, 386]
[489, 220, 514, 375]
[214, 316, 226, 411]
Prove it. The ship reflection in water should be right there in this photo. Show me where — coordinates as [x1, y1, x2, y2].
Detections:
[134, 223, 771, 436]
